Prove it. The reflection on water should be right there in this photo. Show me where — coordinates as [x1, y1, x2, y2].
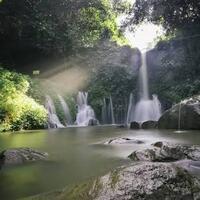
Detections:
[0, 127, 200, 199]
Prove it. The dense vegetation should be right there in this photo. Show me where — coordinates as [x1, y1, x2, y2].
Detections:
[0, 0, 200, 129]
[0, 0, 125, 72]
[0, 68, 47, 131]
[87, 65, 137, 122]
[118, 0, 200, 103]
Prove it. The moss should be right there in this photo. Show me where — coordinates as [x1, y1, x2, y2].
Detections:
[109, 169, 120, 189]
[22, 178, 102, 200]
[63, 178, 102, 200]
[21, 190, 64, 200]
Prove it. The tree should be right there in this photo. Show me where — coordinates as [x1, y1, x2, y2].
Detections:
[123, 0, 200, 35]
[0, 68, 47, 131]
[0, 0, 124, 71]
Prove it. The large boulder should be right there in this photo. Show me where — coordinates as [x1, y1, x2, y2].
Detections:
[129, 141, 200, 162]
[141, 121, 158, 129]
[26, 162, 200, 200]
[0, 148, 48, 166]
[130, 121, 140, 129]
[158, 95, 200, 130]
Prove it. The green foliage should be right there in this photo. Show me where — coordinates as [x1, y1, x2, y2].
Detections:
[0, 0, 125, 69]
[11, 96, 47, 131]
[150, 36, 200, 103]
[0, 68, 47, 131]
[87, 65, 137, 119]
[124, 0, 200, 34]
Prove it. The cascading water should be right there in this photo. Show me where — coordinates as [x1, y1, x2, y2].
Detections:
[109, 96, 115, 124]
[45, 95, 65, 128]
[126, 93, 134, 124]
[102, 98, 107, 124]
[76, 92, 97, 126]
[101, 96, 115, 124]
[133, 52, 162, 123]
[58, 95, 72, 125]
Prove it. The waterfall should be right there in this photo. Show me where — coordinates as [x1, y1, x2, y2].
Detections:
[58, 95, 72, 125]
[126, 93, 134, 124]
[109, 96, 115, 124]
[140, 52, 149, 99]
[101, 96, 115, 124]
[45, 95, 65, 128]
[133, 52, 162, 123]
[178, 102, 182, 131]
[76, 91, 97, 126]
[102, 98, 107, 124]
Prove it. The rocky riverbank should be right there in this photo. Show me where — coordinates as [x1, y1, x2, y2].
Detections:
[23, 140, 200, 200]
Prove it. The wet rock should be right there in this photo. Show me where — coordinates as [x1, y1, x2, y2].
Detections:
[141, 121, 158, 129]
[130, 121, 140, 129]
[24, 162, 200, 200]
[158, 95, 200, 130]
[25, 162, 200, 200]
[129, 141, 200, 162]
[0, 148, 48, 166]
[88, 119, 98, 126]
[105, 137, 144, 145]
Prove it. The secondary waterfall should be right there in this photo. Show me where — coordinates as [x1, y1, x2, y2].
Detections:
[109, 96, 115, 124]
[76, 92, 97, 126]
[45, 95, 65, 128]
[126, 93, 134, 124]
[101, 96, 115, 124]
[133, 52, 162, 123]
[58, 95, 72, 125]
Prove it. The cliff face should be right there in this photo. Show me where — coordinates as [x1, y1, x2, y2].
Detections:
[39, 40, 140, 78]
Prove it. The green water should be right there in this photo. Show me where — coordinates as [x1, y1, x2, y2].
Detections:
[0, 126, 200, 200]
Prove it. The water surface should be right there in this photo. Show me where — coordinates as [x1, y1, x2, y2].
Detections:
[0, 126, 200, 199]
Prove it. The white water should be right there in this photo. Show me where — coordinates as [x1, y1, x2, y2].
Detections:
[45, 95, 65, 128]
[109, 96, 115, 124]
[133, 52, 162, 123]
[126, 93, 134, 124]
[58, 95, 72, 126]
[101, 96, 115, 124]
[76, 92, 96, 126]
[102, 98, 107, 124]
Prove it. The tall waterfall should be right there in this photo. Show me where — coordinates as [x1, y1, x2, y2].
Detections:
[101, 96, 115, 124]
[45, 95, 65, 128]
[133, 52, 162, 123]
[58, 95, 72, 125]
[76, 92, 97, 126]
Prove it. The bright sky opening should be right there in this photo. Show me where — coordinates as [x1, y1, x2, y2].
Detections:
[124, 23, 164, 51]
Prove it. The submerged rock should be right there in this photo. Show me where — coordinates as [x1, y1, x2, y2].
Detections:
[158, 95, 200, 130]
[0, 148, 48, 166]
[130, 121, 140, 129]
[129, 141, 200, 162]
[141, 121, 158, 129]
[26, 162, 200, 200]
[105, 137, 144, 145]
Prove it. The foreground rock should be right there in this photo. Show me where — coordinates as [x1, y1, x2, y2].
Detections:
[25, 162, 200, 200]
[141, 121, 158, 129]
[105, 137, 144, 145]
[0, 148, 48, 166]
[130, 121, 140, 129]
[158, 95, 200, 130]
[129, 141, 200, 162]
